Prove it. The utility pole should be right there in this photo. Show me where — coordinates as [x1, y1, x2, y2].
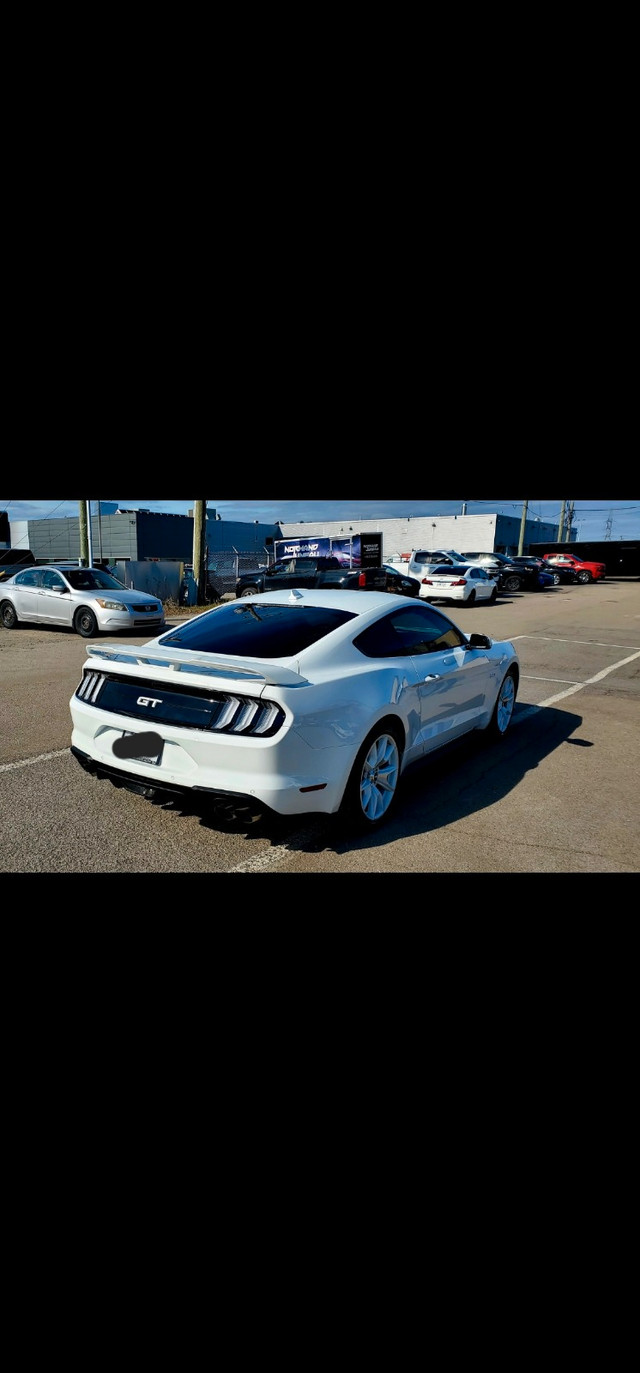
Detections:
[97, 500, 103, 563]
[557, 500, 566, 542]
[518, 499, 528, 555]
[565, 500, 574, 542]
[193, 501, 207, 605]
[86, 500, 94, 565]
[79, 500, 89, 565]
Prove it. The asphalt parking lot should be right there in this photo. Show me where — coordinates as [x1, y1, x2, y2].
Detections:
[1, 579, 639, 875]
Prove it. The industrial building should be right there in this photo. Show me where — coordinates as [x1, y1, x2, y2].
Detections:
[8, 504, 560, 569]
[277, 511, 559, 558]
[8, 507, 280, 566]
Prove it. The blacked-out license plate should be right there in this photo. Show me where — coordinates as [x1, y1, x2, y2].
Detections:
[122, 731, 164, 765]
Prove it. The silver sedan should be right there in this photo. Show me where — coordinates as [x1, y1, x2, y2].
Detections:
[0, 564, 165, 638]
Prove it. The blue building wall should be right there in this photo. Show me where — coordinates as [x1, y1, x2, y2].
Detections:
[205, 516, 279, 555]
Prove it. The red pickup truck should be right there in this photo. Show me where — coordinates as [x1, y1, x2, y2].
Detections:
[543, 553, 606, 583]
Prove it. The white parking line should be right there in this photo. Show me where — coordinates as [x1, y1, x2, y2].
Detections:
[522, 675, 585, 685]
[511, 635, 640, 650]
[0, 748, 69, 773]
[227, 832, 321, 874]
[518, 648, 640, 716]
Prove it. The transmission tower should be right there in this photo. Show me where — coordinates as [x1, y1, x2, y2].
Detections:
[605, 510, 613, 540]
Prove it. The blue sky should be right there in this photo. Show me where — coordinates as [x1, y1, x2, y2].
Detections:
[2, 498, 639, 542]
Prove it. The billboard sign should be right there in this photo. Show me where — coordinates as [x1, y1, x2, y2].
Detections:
[275, 536, 332, 560]
[273, 532, 382, 568]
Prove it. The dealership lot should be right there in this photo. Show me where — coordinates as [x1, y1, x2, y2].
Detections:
[1, 579, 639, 874]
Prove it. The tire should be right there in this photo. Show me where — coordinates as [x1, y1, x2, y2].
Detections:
[489, 587, 497, 603]
[238, 585, 260, 598]
[504, 575, 521, 594]
[340, 721, 403, 829]
[550, 572, 561, 585]
[467, 589, 476, 604]
[487, 668, 518, 739]
[74, 607, 99, 638]
[577, 570, 591, 584]
[1, 601, 18, 629]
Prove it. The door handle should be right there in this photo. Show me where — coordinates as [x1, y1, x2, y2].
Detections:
[424, 674, 441, 681]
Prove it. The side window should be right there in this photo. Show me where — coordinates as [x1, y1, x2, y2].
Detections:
[392, 606, 467, 654]
[16, 569, 41, 587]
[354, 605, 466, 658]
[41, 571, 65, 590]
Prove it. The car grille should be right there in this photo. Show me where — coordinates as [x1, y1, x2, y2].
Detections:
[75, 670, 285, 736]
[133, 615, 162, 625]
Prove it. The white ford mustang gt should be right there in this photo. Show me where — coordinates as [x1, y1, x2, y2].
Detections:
[69, 588, 520, 829]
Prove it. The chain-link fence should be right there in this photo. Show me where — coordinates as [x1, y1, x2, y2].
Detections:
[206, 548, 271, 600]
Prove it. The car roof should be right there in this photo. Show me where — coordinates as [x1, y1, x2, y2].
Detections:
[430, 563, 474, 573]
[234, 587, 417, 616]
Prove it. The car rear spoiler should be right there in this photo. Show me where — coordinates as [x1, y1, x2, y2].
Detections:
[85, 642, 309, 687]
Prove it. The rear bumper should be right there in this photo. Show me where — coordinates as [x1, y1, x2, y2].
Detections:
[70, 745, 258, 806]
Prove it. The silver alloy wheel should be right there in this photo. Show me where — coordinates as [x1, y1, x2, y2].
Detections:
[359, 731, 400, 822]
[495, 672, 516, 734]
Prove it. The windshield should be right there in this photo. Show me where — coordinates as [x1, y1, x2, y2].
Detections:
[159, 601, 357, 657]
[64, 569, 127, 591]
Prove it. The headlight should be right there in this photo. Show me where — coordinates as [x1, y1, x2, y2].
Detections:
[95, 598, 127, 611]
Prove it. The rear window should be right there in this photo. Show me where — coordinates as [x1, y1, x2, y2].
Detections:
[158, 601, 357, 658]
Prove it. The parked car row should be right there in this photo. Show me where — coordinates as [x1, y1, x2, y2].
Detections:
[0, 544, 607, 641]
[388, 548, 606, 597]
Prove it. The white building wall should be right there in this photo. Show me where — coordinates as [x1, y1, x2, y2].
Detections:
[278, 514, 499, 559]
[9, 521, 30, 553]
[278, 513, 558, 557]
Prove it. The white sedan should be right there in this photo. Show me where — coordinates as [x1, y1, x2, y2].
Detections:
[418, 564, 499, 606]
[69, 588, 520, 830]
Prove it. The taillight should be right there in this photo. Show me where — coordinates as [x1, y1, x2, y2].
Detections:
[422, 578, 433, 585]
[451, 578, 467, 586]
[358, 572, 366, 586]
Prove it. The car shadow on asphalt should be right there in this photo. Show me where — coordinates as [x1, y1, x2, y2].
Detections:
[130, 701, 584, 853]
[331, 701, 584, 854]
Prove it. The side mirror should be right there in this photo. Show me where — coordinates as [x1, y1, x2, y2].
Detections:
[467, 633, 492, 649]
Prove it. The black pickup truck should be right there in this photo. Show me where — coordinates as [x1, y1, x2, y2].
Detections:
[235, 556, 402, 598]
